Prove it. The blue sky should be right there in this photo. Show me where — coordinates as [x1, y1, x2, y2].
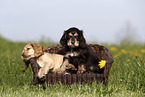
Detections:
[0, 0, 145, 43]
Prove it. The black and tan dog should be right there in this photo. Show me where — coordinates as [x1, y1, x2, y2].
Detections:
[58, 27, 103, 74]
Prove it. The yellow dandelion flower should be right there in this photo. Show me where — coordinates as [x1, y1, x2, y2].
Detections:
[12, 59, 14, 62]
[114, 55, 119, 58]
[21, 68, 25, 72]
[135, 54, 141, 58]
[121, 49, 128, 54]
[98, 60, 106, 69]
[110, 47, 118, 51]
[141, 49, 145, 53]
[141, 58, 143, 62]
[127, 59, 130, 62]
[114, 52, 121, 58]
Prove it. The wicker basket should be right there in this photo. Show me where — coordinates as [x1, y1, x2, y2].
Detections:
[30, 44, 113, 86]
[45, 73, 105, 86]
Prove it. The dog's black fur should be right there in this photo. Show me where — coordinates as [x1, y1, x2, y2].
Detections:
[58, 27, 102, 73]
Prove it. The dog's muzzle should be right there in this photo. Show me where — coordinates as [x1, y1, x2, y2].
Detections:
[67, 38, 79, 48]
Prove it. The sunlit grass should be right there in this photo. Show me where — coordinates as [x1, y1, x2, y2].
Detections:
[0, 37, 144, 96]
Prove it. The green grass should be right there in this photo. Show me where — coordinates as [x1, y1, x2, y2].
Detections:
[0, 37, 144, 97]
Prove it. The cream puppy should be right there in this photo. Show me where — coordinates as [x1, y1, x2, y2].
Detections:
[21, 43, 69, 79]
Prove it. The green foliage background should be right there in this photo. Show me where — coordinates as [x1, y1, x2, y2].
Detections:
[0, 36, 144, 97]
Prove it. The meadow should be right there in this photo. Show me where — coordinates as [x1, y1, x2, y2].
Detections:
[0, 36, 144, 97]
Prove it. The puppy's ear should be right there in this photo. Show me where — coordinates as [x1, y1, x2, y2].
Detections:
[31, 43, 44, 57]
[60, 31, 67, 47]
[24, 60, 30, 69]
[79, 30, 87, 48]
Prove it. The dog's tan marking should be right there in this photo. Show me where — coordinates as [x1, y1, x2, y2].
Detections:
[67, 39, 72, 47]
[74, 39, 79, 46]
[77, 64, 86, 74]
[69, 33, 73, 36]
[65, 51, 79, 57]
[74, 33, 78, 36]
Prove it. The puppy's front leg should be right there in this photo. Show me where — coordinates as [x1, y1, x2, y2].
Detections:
[38, 64, 50, 79]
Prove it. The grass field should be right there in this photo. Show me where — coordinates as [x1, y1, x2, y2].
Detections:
[0, 37, 144, 97]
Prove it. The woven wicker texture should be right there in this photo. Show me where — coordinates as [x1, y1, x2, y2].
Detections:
[44, 44, 113, 85]
[30, 44, 113, 86]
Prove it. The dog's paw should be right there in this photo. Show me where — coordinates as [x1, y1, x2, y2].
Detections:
[40, 76, 46, 81]
[37, 74, 46, 81]
[66, 64, 77, 70]
[77, 65, 86, 74]
[38, 72, 45, 79]
[77, 69, 85, 74]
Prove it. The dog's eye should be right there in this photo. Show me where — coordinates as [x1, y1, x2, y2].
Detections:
[68, 36, 72, 38]
[27, 48, 30, 50]
[74, 36, 78, 38]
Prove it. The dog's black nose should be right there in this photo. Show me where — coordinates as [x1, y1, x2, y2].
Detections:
[22, 53, 24, 57]
[71, 38, 75, 44]
[71, 41, 75, 44]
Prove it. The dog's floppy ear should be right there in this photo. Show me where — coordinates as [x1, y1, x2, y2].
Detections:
[60, 31, 68, 47]
[23, 60, 30, 69]
[79, 30, 87, 48]
[31, 43, 45, 57]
